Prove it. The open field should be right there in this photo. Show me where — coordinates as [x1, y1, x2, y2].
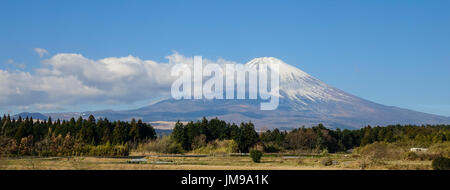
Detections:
[0, 153, 433, 170]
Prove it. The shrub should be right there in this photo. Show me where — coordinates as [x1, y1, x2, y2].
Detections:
[227, 140, 239, 153]
[320, 149, 329, 157]
[432, 157, 450, 170]
[87, 144, 129, 156]
[263, 143, 282, 153]
[357, 142, 406, 161]
[429, 142, 450, 157]
[191, 134, 207, 150]
[403, 151, 440, 161]
[250, 150, 263, 163]
[167, 142, 184, 154]
[192, 140, 238, 154]
[420, 153, 441, 161]
[320, 158, 333, 166]
[145, 137, 170, 153]
[137, 136, 183, 154]
[404, 152, 419, 160]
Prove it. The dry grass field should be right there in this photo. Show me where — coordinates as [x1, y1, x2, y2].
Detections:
[0, 153, 433, 170]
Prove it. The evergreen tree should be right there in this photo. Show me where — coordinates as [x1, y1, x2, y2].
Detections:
[77, 115, 97, 144]
[361, 126, 376, 146]
[236, 122, 259, 153]
[129, 118, 139, 142]
[138, 119, 155, 140]
[112, 121, 127, 145]
[172, 121, 189, 150]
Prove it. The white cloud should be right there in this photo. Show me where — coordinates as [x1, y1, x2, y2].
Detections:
[0, 52, 236, 111]
[34, 48, 49, 58]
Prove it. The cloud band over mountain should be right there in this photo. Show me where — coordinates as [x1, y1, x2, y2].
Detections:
[0, 53, 237, 112]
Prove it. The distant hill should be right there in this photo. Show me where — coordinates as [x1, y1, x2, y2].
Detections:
[13, 112, 49, 120]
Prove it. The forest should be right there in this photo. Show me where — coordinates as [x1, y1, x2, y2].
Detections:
[171, 117, 450, 153]
[0, 115, 155, 156]
[1, 115, 449, 156]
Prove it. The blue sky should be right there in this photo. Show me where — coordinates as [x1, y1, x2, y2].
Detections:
[1, 0, 450, 116]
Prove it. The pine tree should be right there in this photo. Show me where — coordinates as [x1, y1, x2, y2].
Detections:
[361, 126, 376, 146]
[172, 121, 189, 150]
[77, 115, 97, 145]
[129, 118, 139, 142]
[236, 122, 259, 153]
[112, 121, 126, 145]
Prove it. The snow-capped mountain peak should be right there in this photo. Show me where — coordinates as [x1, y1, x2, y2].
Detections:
[246, 57, 312, 82]
[245, 57, 349, 103]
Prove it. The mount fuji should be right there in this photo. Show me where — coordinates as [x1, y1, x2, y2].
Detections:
[32, 57, 450, 129]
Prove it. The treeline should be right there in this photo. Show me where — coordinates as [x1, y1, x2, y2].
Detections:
[263, 124, 450, 153]
[171, 117, 450, 153]
[1, 114, 449, 156]
[172, 117, 258, 153]
[0, 115, 156, 156]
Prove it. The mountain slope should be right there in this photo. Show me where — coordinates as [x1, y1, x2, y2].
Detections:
[42, 57, 450, 129]
[13, 112, 49, 120]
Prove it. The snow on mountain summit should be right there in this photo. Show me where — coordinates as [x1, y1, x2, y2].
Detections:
[246, 57, 311, 81]
[245, 57, 351, 104]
